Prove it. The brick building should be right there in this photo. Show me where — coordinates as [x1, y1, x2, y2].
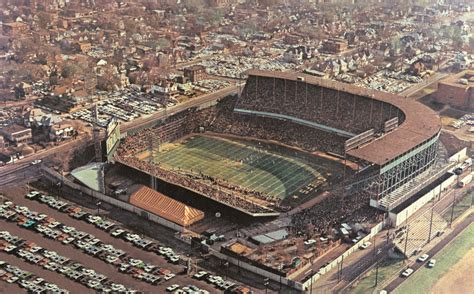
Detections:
[435, 70, 474, 111]
[184, 65, 205, 83]
[321, 38, 348, 54]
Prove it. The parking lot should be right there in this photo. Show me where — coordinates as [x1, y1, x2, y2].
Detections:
[0, 187, 251, 293]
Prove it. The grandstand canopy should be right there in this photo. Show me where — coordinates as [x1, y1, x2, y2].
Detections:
[129, 185, 204, 227]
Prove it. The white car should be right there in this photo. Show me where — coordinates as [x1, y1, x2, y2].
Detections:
[417, 254, 429, 262]
[31, 159, 42, 165]
[164, 273, 175, 281]
[193, 271, 208, 279]
[166, 284, 180, 292]
[304, 239, 316, 246]
[401, 268, 414, 277]
[359, 242, 371, 249]
[428, 259, 436, 268]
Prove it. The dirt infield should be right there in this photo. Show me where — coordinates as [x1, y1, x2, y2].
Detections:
[430, 248, 474, 294]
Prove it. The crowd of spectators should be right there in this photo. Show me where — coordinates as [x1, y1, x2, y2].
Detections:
[238, 75, 405, 135]
[115, 91, 384, 219]
[290, 189, 381, 238]
[115, 155, 274, 214]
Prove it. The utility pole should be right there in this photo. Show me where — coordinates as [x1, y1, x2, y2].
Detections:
[449, 193, 457, 227]
[338, 254, 344, 281]
[264, 278, 269, 294]
[96, 201, 102, 216]
[403, 224, 410, 260]
[374, 260, 379, 286]
[427, 204, 434, 243]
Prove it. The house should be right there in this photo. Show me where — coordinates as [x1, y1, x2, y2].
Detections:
[0, 124, 32, 146]
[49, 123, 75, 141]
[79, 42, 92, 53]
[2, 22, 28, 35]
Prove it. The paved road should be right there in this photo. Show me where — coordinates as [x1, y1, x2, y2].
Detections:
[385, 213, 473, 292]
[399, 72, 448, 98]
[0, 162, 42, 187]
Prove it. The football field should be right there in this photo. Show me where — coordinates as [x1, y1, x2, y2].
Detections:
[148, 135, 325, 200]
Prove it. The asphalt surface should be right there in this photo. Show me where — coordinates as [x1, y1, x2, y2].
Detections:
[0, 188, 229, 293]
[385, 213, 473, 292]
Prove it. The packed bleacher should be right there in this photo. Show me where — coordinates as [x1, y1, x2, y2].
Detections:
[290, 188, 381, 237]
[115, 91, 378, 216]
[116, 95, 352, 214]
[238, 75, 405, 135]
[115, 155, 275, 214]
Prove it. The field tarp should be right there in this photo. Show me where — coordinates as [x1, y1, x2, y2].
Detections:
[129, 185, 204, 227]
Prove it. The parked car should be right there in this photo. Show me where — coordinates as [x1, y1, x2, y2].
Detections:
[359, 242, 371, 249]
[166, 284, 180, 292]
[417, 254, 429, 262]
[428, 259, 436, 268]
[401, 268, 414, 277]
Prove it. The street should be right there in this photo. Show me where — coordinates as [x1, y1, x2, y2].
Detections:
[384, 214, 473, 292]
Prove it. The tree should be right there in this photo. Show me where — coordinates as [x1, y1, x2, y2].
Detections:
[37, 12, 51, 29]
[61, 64, 81, 78]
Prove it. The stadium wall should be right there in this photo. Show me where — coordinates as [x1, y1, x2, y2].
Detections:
[300, 221, 385, 291]
[211, 249, 305, 292]
[41, 166, 186, 232]
[389, 173, 456, 227]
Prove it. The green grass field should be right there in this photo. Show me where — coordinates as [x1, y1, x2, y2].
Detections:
[351, 257, 405, 294]
[443, 191, 473, 222]
[394, 223, 474, 294]
[148, 135, 324, 200]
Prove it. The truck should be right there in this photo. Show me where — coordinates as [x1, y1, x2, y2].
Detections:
[460, 158, 472, 171]
[458, 173, 473, 188]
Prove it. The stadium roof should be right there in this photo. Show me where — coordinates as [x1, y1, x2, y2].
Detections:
[246, 70, 441, 166]
[129, 185, 204, 227]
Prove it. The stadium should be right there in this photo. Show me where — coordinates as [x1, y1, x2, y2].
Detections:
[113, 69, 441, 224]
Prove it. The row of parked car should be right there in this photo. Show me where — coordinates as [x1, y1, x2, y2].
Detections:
[24, 190, 251, 293]
[163, 270, 250, 294]
[401, 253, 436, 278]
[0, 230, 132, 293]
[0, 260, 69, 294]
[27, 191, 183, 266]
[9, 195, 177, 289]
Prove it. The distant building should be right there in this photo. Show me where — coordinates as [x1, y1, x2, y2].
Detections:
[2, 22, 28, 35]
[321, 38, 348, 54]
[435, 70, 474, 111]
[184, 65, 205, 83]
[0, 124, 32, 146]
[209, 0, 231, 7]
[79, 42, 92, 53]
[49, 123, 75, 141]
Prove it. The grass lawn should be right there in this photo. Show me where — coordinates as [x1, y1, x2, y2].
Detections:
[442, 191, 473, 222]
[148, 135, 325, 200]
[393, 223, 474, 294]
[350, 257, 405, 294]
